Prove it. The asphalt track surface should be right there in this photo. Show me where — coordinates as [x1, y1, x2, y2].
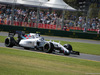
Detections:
[0, 32, 100, 61]
[0, 32, 100, 44]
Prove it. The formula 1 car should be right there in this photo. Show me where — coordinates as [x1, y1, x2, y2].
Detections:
[5, 31, 80, 55]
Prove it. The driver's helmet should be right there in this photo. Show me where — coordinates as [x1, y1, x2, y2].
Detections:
[24, 35, 27, 37]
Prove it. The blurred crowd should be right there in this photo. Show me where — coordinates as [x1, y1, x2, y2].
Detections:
[0, 5, 62, 26]
[0, 4, 100, 30]
[64, 16, 100, 29]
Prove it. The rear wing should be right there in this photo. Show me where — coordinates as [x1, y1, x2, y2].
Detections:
[8, 31, 25, 37]
[8, 31, 16, 37]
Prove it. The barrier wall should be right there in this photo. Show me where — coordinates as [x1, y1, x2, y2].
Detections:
[0, 19, 98, 33]
[0, 25, 100, 40]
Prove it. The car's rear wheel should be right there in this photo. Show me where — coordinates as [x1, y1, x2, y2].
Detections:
[24, 47, 30, 50]
[5, 37, 13, 47]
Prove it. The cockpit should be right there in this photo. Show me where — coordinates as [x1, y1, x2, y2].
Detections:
[29, 33, 40, 38]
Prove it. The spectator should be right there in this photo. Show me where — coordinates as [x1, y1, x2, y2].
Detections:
[6, 15, 10, 25]
[92, 22, 96, 29]
[1, 18, 4, 24]
[0, 4, 100, 32]
[97, 29, 100, 34]
[83, 26, 87, 32]
[79, 16, 83, 22]
[18, 15, 23, 26]
[24, 15, 28, 27]
[63, 26, 66, 31]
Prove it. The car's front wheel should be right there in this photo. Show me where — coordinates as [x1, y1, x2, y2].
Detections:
[43, 43, 54, 53]
[63, 44, 72, 51]
[63, 44, 73, 55]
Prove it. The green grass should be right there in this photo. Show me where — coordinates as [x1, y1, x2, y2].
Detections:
[0, 47, 100, 75]
[0, 36, 7, 43]
[0, 36, 100, 55]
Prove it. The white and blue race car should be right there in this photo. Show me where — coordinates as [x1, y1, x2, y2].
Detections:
[5, 31, 80, 55]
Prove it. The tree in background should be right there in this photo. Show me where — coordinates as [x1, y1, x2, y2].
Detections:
[64, 0, 78, 8]
[63, 0, 100, 19]
[64, 0, 82, 20]
[89, 3, 98, 18]
[98, 8, 100, 18]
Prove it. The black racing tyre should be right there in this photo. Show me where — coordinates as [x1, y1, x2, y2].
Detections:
[63, 51, 70, 56]
[63, 44, 72, 51]
[24, 47, 30, 50]
[63, 44, 73, 55]
[43, 43, 54, 53]
[5, 37, 13, 47]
